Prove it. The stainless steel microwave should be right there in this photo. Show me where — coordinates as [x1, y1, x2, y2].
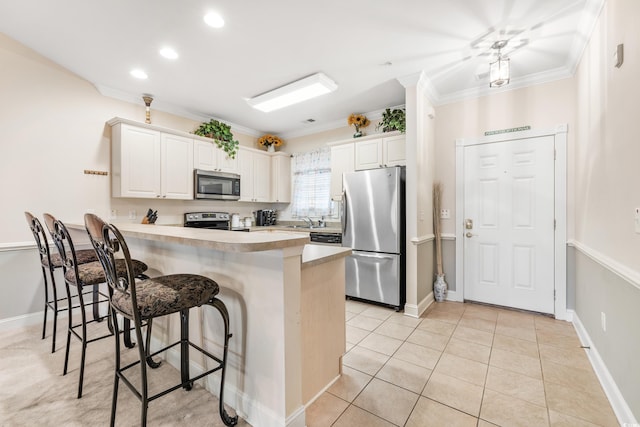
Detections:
[194, 169, 241, 200]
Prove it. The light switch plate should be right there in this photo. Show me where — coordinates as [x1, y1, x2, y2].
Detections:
[635, 208, 640, 233]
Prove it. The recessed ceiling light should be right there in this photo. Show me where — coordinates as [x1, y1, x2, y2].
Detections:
[130, 69, 148, 79]
[159, 47, 178, 60]
[204, 11, 225, 28]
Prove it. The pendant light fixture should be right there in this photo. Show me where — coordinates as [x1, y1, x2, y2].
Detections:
[489, 40, 510, 88]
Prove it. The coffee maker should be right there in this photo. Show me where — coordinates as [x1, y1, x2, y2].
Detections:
[254, 209, 277, 226]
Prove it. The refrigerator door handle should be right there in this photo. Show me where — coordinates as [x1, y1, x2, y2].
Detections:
[353, 252, 397, 260]
[341, 190, 347, 234]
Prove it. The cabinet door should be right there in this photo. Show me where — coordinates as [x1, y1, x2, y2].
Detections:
[272, 154, 291, 203]
[383, 135, 406, 167]
[218, 149, 239, 173]
[330, 143, 354, 199]
[194, 140, 216, 171]
[252, 151, 272, 202]
[161, 133, 194, 199]
[117, 124, 161, 198]
[355, 138, 382, 170]
[238, 148, 254, 201]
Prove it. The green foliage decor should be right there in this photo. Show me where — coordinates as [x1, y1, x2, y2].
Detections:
[376, 108, 406, 133]
[193, 119, 239, 158]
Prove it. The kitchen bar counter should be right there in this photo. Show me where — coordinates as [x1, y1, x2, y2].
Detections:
[65, 221, 348, 427]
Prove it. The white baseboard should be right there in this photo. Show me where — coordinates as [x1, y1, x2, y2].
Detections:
[151, 336, 303, 427]
[445, 290, 462, 302]
[0, 311, 43, 332]
[404, 292, 434, 318]
[571, 311, 638, 426]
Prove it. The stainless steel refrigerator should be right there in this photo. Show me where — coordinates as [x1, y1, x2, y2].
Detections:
[342, 166, 405, 310]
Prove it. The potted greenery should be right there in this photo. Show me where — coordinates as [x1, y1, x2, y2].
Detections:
[193, 119, 239, 158]
[376, 108, 406, 133]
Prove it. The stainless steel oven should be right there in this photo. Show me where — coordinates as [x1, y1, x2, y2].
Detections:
[194, 169, 241, 200]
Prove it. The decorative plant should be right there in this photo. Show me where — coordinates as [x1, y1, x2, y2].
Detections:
[347, 113, 370, 137]
[193, 119, 239, 158]
[257, 134, 283, 148]
[376, 108, 406, 133]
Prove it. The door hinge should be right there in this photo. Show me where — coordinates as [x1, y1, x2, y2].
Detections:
[554, 219, 556, 230]
[554, 290, 556, 300]
[554, 149, 556, 160]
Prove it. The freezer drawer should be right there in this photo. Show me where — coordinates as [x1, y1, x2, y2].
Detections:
[346, 251, 401, 306]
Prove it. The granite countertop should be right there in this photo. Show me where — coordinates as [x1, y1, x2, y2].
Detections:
[65, 222, 310, 253]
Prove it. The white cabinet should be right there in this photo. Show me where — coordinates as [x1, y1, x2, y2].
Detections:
[111, 122, 193, 200]
[194, 139, 239, 173]
[239, 147, 272, 202]
[271, 153, 291, 203]
[354, 135, 405, 170]
[330, 143, 354, 199]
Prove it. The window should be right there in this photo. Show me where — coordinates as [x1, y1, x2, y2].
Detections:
[290, 147, 331, 218]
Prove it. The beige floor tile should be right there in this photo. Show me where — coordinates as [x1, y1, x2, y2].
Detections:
[342, 346, 389, 376]
[346, 325, 370, 345]
[406, 328, 450, 351]
[434, 352, 488, 386]
[345, 341, 355, 353]
[345, 311, 357, 322]
[480, 389, 549, 427]
[485, 366, 546, 407]
[422, 371, 483, 416]
[346, 300, 369, 314]
[536, 328, 582, 349]
[478, 420, 500, 427]
[327, 365, 372, 402]
[444, 337, 491, 364]
[497, 310, 536, 328]
[463, 304, 500, 321]
[347, 314, 384, 332]
[452, 325, 494, 347]
[394, 341, 442, 370]
[358, 333, 403, 356]
[458, 316, 496, 333]
[495, 323, 538, 342]
[545, 381, 618, 426]
[425, 309, 463, 324]
[332, 404, 394, 427]
[375, 357, 432, 394]
[406, 397, 478, 427]
[386, 312, 422, 328]
[360, 306, 394, 321]
[490, 347, 542, 379]
[549, 410, 601, 426]
[417, 318, 456, 337]
[492, 333, 539, 359]
[541, 359, 603, 396]
[305, 392, 349, 427]
[535, 318, 576, 337]
[430, 301, 466, 314]
[374, 320, 415, 341]
[353, 377, 419, 426]
[538, 343, 591, 371]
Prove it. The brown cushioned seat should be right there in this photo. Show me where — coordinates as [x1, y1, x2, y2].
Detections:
[112, 274, 219, 319]
[43, 249, 98, 268]
[64, 259, 148, 286]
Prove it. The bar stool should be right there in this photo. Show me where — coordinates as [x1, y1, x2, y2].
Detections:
[84, 213, 238, 427]
[45, 213, 149, 398]
[24, 211, 98, 353]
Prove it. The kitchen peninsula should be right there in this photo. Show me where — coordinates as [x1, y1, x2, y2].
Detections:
[68, 222, 351, 427]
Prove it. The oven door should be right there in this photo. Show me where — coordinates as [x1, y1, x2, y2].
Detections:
[194, 170, 241, 200]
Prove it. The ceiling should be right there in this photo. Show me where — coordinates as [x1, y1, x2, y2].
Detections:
[0, 0, 603, 138]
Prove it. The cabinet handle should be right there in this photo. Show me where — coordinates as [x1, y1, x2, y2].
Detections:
[156, 195, 161, 198]
[163, 195, 167, 198]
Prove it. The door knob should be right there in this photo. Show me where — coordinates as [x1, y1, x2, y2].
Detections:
[465, 232, 475, 238]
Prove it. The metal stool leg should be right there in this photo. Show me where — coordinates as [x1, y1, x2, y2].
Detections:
[180, 309, 192, 391]
[211, 299, 238, 426]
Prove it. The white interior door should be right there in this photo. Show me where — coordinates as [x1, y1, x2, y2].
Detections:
[463, 135, 555, 314]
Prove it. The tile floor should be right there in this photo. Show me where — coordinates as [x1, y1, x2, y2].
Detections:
[306, 300, 619, 427]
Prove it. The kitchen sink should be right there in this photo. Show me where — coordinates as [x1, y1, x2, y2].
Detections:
[283, 225, 313, 229]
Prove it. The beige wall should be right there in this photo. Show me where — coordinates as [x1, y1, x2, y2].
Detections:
[574, 0, 640, 270]
[433, 78, 576, 237]
[0, 33, 258, 244]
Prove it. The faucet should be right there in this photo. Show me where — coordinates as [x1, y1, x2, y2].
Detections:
[317, 216, 326, 228]
[302, 217, 313, 228]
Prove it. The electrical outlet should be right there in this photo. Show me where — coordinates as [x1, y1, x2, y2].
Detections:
[440, 209, 451, 219]
[420, 211, 425, 221]
[601, 312, 606, 332]
[128, 210, 136, 220]
[110, 209, 117, 219]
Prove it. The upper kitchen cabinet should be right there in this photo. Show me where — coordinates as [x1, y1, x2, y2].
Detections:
[271, 152, 291, 203]
[194, 139, 239, 173]
[239, 147, 271, 202]
[354, 134, 405, 170]
[330, 143, 354, 199]
[110, 118, 194, 200]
